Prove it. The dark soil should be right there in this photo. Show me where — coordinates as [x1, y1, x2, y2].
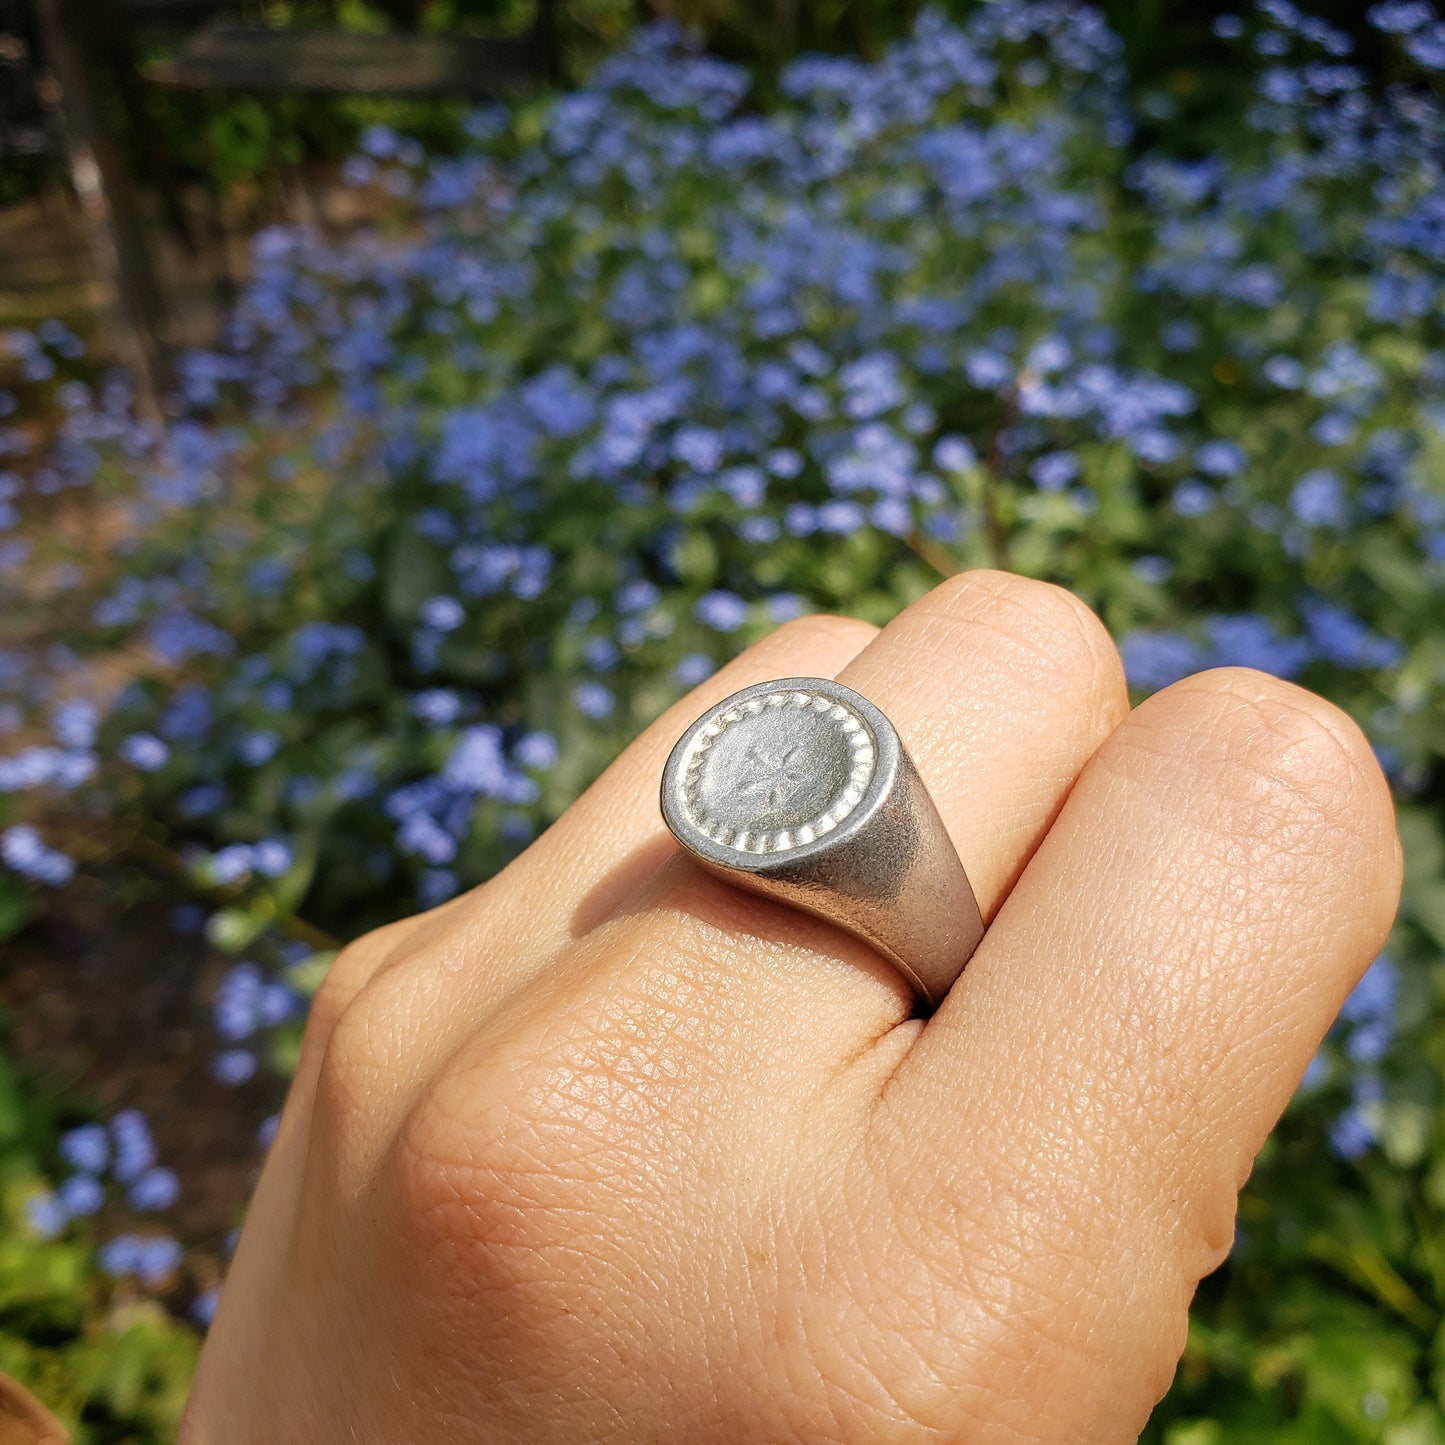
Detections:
[0, 865, 287, 1252]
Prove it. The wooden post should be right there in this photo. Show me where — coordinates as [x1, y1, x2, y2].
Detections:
[82, 0, 198, 256]
[32, 0, 172, 413]
[534, 0, 562, 83]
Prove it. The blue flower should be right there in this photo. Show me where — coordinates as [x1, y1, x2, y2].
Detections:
[51, 698, 97, 750]
[573, 681, 615, 719]
[817, 498, 865, 533]
[1172, 480, 1216, 517]
[675, 654, 715, 685]
[671, 425, 725, 473]
[360, 123, 400, 159]
[413, 688, 463, 725]
[965, 349, 1012, 390]
[58, 1174, 104, 1217]
[134, 1235, 184, 1287]
[214, 1048, 258, 1086]
[147, 612, 233, 665]
[872, 497, 913, 535]
[1, 825, 74, 885]
[60, 1124, 109, 1175]
[192, 1286, 222, 1327]
[521, 366, 596, 438]
[515, 731, 559, 770]
[211, 844, 254, 885]
[1406, 25, 1445, 67]
[128, 1166, 181, 1212]
[1289, 468, 1347, 527]
[615, 579, 660, 614]
[259, 981, 296, 1026]
[238, 730, 280, 766]
[215, 962, 263, 1041]
[584, 636, 620, 671]
[719, 465, 766, 508]
[1300, 1051, 1330, 1091]
[933, 437, 977, 472]
[1120, 632, 1206, 691]
[1204, 615, 1311, 678]
[120, 732, 169, 771]
[445, 724, 531, 800]
[420, 595, 466, 632]
[1345, 1020, 1393, 1066]
[1030, 451, 1080, 491]
[1263, 355, 1304, 388]
[1311, 412, 1355, 447]
[694, 590, 748, 632]
[418, 868, 459, 908]
[1329, 1106, 1376, 1160]
[1341, 954, 1397, 1023]
[839, 353, 905, 420]
[1368, 3, 1433, 34]
[111, 1110, 157, 1181]
[26, 1191, 66, 1239]
[1161, 320, 1200, 352]
[98, 1235, 143, 1277]
[765, 448, 804, 479]
[766, 593, 807, 622]
[1300, 598, 1403, 669]
[1195, 439, 1247, 477]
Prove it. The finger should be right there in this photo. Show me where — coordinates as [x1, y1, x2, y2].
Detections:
[833, 569, 1128, 921]
[873, 668, 1402, 1441]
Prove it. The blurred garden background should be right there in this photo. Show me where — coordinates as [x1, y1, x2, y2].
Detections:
[1, 0, 1444, 1437]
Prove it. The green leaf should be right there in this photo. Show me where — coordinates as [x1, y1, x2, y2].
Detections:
[383, 529, 447, 627]
[0, 877, 30, 944]
[206, 901, 274, 954]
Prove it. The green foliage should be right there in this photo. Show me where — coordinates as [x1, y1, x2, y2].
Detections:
[3, 0, 1445, 1431]
[0, 1055, 195, 1443]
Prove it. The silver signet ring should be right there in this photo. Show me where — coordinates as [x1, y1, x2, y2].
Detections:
[660, 676, 984, 1010]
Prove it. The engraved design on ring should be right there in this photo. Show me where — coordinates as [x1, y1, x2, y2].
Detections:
[676, 689, 876, 854]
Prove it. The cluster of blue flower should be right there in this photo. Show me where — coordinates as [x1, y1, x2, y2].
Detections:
[1326, 953, 1399, 1159]
[28, 1112, 182, 1278]
[2, 0, 1442, 1294]
[212, 958, 299, 1084]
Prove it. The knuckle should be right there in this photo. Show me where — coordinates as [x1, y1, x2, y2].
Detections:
[313, 982, 395, 1130]
[769, 610, 877, 657]
[921, 570, 1124, 702]
[1153, 666, 1392, 842]
[872, 1136, 1189, 1438]
[309, 920, 430, 1134]
[384, 959, 718, 1297]
[300, 917, 414, 1065]
[384, 1044, 627, 1311]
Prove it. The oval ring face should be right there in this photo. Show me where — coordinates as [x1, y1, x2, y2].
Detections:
[674, 686, 877, 856]
[662, 674, 985, 1008]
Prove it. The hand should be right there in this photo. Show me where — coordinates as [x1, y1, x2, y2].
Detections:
[179, 571, 1400, 1443]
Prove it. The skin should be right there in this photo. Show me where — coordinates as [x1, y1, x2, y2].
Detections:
[180, 571, 1402, 1443]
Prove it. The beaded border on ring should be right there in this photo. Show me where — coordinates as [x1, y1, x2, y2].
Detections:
[679, 689, 876, 855]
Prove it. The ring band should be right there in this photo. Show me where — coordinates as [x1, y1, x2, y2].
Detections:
[660, 676, 983, 1009]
